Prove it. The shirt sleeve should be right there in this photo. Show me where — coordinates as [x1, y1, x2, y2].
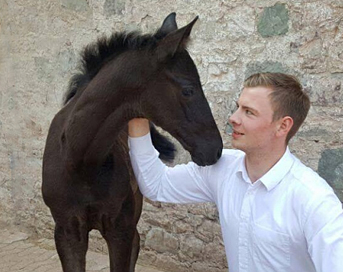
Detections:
[304, 191, 343, 272]
[128, 132, 214, 204]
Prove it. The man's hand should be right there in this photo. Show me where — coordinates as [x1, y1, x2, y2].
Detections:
[128, 118, 150, 137]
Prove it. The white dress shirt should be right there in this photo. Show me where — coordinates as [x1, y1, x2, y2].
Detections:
[129, 133, 343, 272]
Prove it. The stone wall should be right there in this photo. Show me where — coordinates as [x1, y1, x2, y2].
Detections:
[0, 0, 342, 271]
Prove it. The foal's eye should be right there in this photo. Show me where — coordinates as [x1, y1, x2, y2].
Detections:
[182, 87, 194, 97]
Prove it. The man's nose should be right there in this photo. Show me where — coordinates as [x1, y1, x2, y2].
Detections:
[229, 110, 240, 125]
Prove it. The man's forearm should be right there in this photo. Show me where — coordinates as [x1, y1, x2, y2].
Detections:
[128, 118, 150, 137]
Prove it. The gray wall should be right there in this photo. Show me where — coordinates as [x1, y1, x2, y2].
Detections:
[0, 0, 342, 271]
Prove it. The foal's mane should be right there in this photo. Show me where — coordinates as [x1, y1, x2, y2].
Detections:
[64, 30, 164, 105]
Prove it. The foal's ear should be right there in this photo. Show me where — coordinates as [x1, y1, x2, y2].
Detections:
[156, 12, 178, 37]
[156, 16, 198, 61]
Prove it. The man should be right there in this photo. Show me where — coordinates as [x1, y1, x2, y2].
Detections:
[128, 73, 343, 272]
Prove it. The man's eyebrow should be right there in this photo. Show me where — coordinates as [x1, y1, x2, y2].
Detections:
[235, 101, 258, 113]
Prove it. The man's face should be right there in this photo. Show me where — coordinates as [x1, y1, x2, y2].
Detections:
[229, 86, 279, 154]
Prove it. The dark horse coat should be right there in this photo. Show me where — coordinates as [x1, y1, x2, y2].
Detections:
[42, 13, 222, 272]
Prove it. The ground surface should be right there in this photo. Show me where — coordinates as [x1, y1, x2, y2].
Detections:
[0, 229, 163, 272]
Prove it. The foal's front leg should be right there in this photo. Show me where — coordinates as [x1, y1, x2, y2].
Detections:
[54, 217, 89, 272]
[129, 229, 141, 272]
[129, 189, 143, 272]
[101, 210, 135, 272]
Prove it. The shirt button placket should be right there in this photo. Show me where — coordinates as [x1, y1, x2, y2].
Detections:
[238, 187, 254, 272]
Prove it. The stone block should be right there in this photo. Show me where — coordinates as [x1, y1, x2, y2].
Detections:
[145, 228, 179, 254]
[245, 61, 290, 79]
[318, 148, 343, 202]
[104, 0, 126, 16]
[297, 128, 331, 142]
[203, 239, 227, 266]
[179, 235, 204, 259]
[61, 0, 89, 12]
[172, 219, 193, 234]
[195, 219, 220, 243]
[257, 3, 289, 37]
[224, 5, 255, 40]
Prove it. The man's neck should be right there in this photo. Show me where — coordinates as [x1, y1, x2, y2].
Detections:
[244, 145, 287, 183]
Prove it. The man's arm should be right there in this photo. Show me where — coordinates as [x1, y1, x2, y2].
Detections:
[128, 118, 214, 204]
[304, 192, 343, 272]
[128, 118, 150, 137]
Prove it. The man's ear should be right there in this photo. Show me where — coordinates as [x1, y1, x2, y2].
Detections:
[155, 16, 198, 61]
[276, 116, 293, 138]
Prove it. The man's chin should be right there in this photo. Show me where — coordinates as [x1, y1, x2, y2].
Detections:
[231, 140, 238, 148]
[231, 141, 245, 151]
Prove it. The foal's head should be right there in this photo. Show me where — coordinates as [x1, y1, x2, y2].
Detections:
[140, 13, 223, 166]
[66, 13, 223, 166]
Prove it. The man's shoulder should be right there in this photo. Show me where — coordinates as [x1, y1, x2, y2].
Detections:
[288, 155, 343, 230]
[288, 156, 334, 198]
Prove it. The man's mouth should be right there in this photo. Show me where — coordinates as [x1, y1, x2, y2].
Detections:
[233, 130, 244, 135]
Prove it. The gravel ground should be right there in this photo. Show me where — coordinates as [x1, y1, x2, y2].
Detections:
[0, 229, 163, 272]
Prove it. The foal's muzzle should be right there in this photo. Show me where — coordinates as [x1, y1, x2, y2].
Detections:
[192, 146, 222, 166]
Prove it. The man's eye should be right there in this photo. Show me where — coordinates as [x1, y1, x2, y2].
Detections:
[232, 102, 239, 112]
[182, 87, 194, 97]
[246, 110, 253, 115]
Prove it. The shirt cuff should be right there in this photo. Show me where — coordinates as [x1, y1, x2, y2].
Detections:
[128, 132, 156, 155]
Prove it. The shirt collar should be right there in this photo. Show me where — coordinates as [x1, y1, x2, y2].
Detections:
[236, 155, 251, 184]
[260, 147, 295, 191]
[236, 147, 295, 191]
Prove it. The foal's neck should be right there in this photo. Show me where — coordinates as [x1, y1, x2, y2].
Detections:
[64, 62, 144, 170]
